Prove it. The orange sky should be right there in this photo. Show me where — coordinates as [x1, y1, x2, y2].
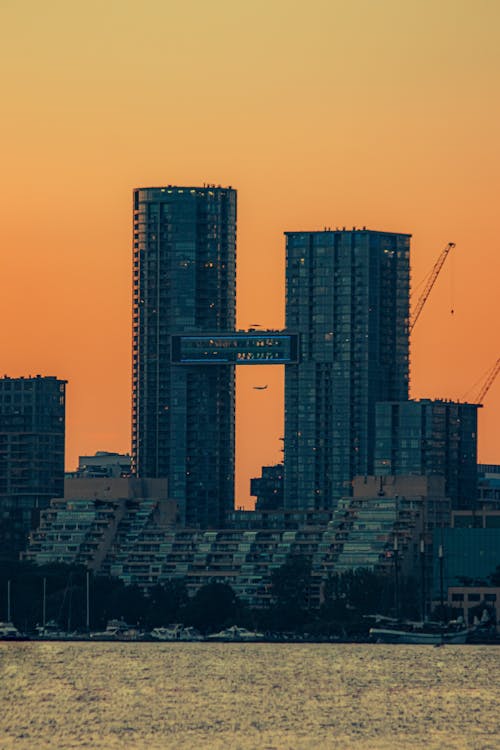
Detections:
[1, 0, 499, 505]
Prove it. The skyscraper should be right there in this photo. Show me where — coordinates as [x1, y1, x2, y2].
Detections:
[284, 229, 411, 509]
[0, 375, 66, 560]
[132, 186, 236, 526]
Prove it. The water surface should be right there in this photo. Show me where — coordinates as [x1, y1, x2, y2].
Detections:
[1, 643, 499, 749]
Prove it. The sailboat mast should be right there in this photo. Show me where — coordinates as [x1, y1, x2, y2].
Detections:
[86, 571, 90, 631]
[439, 543, 445, 620]
[420, 537, 426, 622]
[43, 577, 47, 628]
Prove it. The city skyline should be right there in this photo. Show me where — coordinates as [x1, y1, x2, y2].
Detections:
[1, 1, 499, 503]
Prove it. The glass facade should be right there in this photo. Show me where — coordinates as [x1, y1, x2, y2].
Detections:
[0, 376, 66, 560]
[433, 528, 500, 593]
[171, 332, 298, 365]
[284, 229, 411, 510]
[132, 186, 237, 527]
[375, 399, 479, 509]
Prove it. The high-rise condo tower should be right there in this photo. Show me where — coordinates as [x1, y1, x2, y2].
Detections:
[284, 229, 411, 508]
[132, 186, 236, 526]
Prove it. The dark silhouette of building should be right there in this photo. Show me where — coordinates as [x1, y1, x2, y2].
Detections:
[250, 464, 284, 510]
[374, 399, 479, 509]
[0, 375, 66, 560]
[284, 230, 411, 509]
[132, 186, 236, 526]
[66, 451, 132, 478]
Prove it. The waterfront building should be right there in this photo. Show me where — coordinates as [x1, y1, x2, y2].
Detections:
[25, 474, 445, 608]
[319, 475, 450, 589]
[0, 375, 66, 561]
[23, 478, 172, 570]
[451, 508, 500, 529]
[432, 524, 500, 617]
[284, 229, 411, 509]
[446, 586, 500, 630]
[374, 399, 479, 509]
[132, 186, 237, 527]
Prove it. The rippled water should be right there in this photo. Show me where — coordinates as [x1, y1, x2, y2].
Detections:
[1, 643, 499, 749]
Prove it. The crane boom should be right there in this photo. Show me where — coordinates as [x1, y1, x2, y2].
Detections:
[477, 357, 500, 403]
[410, 242, 456, 333]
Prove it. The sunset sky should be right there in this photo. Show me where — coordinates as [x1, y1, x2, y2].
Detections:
[1, 0, 499, 504]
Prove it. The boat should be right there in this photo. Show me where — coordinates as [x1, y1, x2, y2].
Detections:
[206, 625, 265, 642]
[0, 621, 27, 641]
[178, 626, 204, 641]
[90, 619, 141, 641]
[150, 625, 181, 641]
[369, 617, 468, 645]
[35, 620, 75, 640]
[149, 624, 203, 641]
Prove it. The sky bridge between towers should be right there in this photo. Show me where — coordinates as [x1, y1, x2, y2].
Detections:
[171, 331, 299, 365]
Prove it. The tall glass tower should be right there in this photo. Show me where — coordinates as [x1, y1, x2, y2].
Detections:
[284, 229, 411, 509]
[0, 375, 66, 561]
[132, 186, 236, 526]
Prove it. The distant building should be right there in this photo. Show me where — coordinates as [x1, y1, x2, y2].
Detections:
[374, 399, 479, 509]
[250, 464, 284, 510]
[451, 508, 500, 529]
[433, 525, 500, 594]
[446, 586, 500, 630]
[284, 229, 411, 510]
[433, 522, 500, 629]
[66, 451, 132, 479]
[477, 464, 500, 509]
[0, 375, 66, 561]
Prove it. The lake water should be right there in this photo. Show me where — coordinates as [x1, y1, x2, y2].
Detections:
[1, 643, 499, 749]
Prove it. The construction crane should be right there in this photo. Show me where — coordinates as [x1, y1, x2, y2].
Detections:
[476, 357, 500, 403]
[410, 242, 456, 333]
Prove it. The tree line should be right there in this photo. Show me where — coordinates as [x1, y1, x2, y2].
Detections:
[2, 557, 497, 636]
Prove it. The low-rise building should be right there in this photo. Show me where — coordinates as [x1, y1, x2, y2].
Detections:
[66, 451, 132, 479]
[23, 478, 173, 571]
[447, 586, 500, 630]
[24, 474, 448, 609]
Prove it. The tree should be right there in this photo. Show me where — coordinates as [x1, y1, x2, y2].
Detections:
[321, 569, 389, 621]
[182, 582, 238, 632]
[266, 555, 313, 631]
[145, 580, 189, 627]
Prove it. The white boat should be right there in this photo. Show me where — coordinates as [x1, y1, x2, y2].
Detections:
[150, 624, 184, 641]
[150, 624, 203, 641]
[177, 626, 204, 641]
[206, 625, 265, 642]
[90, 619, 139, 641]
[35, 620, 73, 640]
[0, 621, 25, 640]
[369, 619, 468, 645]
